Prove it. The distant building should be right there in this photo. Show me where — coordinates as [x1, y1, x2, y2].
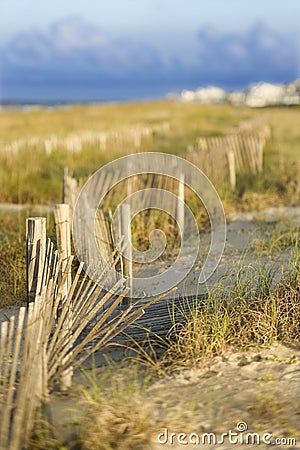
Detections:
[194, 86, 226, 103]
[181, 90, 198, 102]
[245, 83, 285, 107]
[245, 81, 300, 107]
[171, 80, 300, 107]
[180, 86, 226, 103]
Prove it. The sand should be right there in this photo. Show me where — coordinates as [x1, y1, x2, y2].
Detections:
[46, 342, 300, 449]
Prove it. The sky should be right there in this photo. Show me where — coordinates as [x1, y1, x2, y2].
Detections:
[1, 0, 299, 103]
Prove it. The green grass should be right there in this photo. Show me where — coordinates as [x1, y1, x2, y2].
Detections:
[1, 102, 299, 205]
[0, 209, 55, 308]
[1, 101, 299, 450]
[0, 211, 27, 307]
[158, 244, 300, 370]
[249, 222, 300, 255]
[1, 102, 299, 307]
[75, 366, 154, 450]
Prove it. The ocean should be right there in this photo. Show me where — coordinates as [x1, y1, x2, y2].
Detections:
[0, 81, 245, 107]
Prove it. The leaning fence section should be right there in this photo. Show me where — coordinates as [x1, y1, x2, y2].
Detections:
[1, 207, 166, 449]
[186, 121, 271, 189]
[0, 304, 46, 450]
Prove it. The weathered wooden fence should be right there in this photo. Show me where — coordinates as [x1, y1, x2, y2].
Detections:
[61, 120, 270, 289]
[1, 209, 165, 449]
[1, 122, 170, 156]
[0, 116, 272, 448]
[63, 167, 186, 288]
[0, 303, 46, 450]
[186, 121, 271, 189]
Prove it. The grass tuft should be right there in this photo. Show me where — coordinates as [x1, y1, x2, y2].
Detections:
[162, 250, 300, 369]
[75, 367, 154, 450]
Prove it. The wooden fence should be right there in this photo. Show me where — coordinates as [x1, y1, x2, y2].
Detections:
[1, 122, 170, 156]
[1, 209, 165, 449]
[186, 121, 271, 189]
[0, 118, 271, 448]
[61, 120, 271, 284]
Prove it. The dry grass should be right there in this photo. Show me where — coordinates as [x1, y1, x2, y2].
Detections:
[72, 367, 155, 450]
[24, 247, 300, 449]
[161, 247, 300, 370]
[27, 418, 62, 450]
[1, 102, 300, 450]
[250, 222, 299, 255]
[1, 102, 299, 206]
[0, 210, 56, 308]
[1, 102, 299, 306]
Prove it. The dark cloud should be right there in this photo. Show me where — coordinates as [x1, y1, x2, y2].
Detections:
[2, 18, 164, 85]
[0, 17, 298, 101]
[196, 22, 297, 85]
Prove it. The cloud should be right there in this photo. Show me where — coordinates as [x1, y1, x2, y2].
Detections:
[50, 17, 108, 51]
[1, 16, 166, 87]
[195, 22, 298, 85]
[0, 17, 298, 100]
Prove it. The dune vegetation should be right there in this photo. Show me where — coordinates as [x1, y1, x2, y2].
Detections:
[0, 101, 299, 449]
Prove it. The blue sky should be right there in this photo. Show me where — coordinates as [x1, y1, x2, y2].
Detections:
[1, 0, 299, 102]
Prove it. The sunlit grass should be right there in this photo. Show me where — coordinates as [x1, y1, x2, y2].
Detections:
[0, 102, 299, 307]
[1, 102, 299, 207]
[159, 242, 300, 370]
[1, 102, 299, 450]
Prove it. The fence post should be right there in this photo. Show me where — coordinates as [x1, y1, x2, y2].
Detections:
[54, 204, 72, 390]
[127, 160, 133, 198]
[177, 173, 185, 237]
[120, 203, 133, 303]
[62, 167, 78, 221]
[256, 136, 264, 173]
[26, 217, 47, 303]
[62, 166, 68, 203]
[54, 204, 72, 289]
[227, 150, 236, 190]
